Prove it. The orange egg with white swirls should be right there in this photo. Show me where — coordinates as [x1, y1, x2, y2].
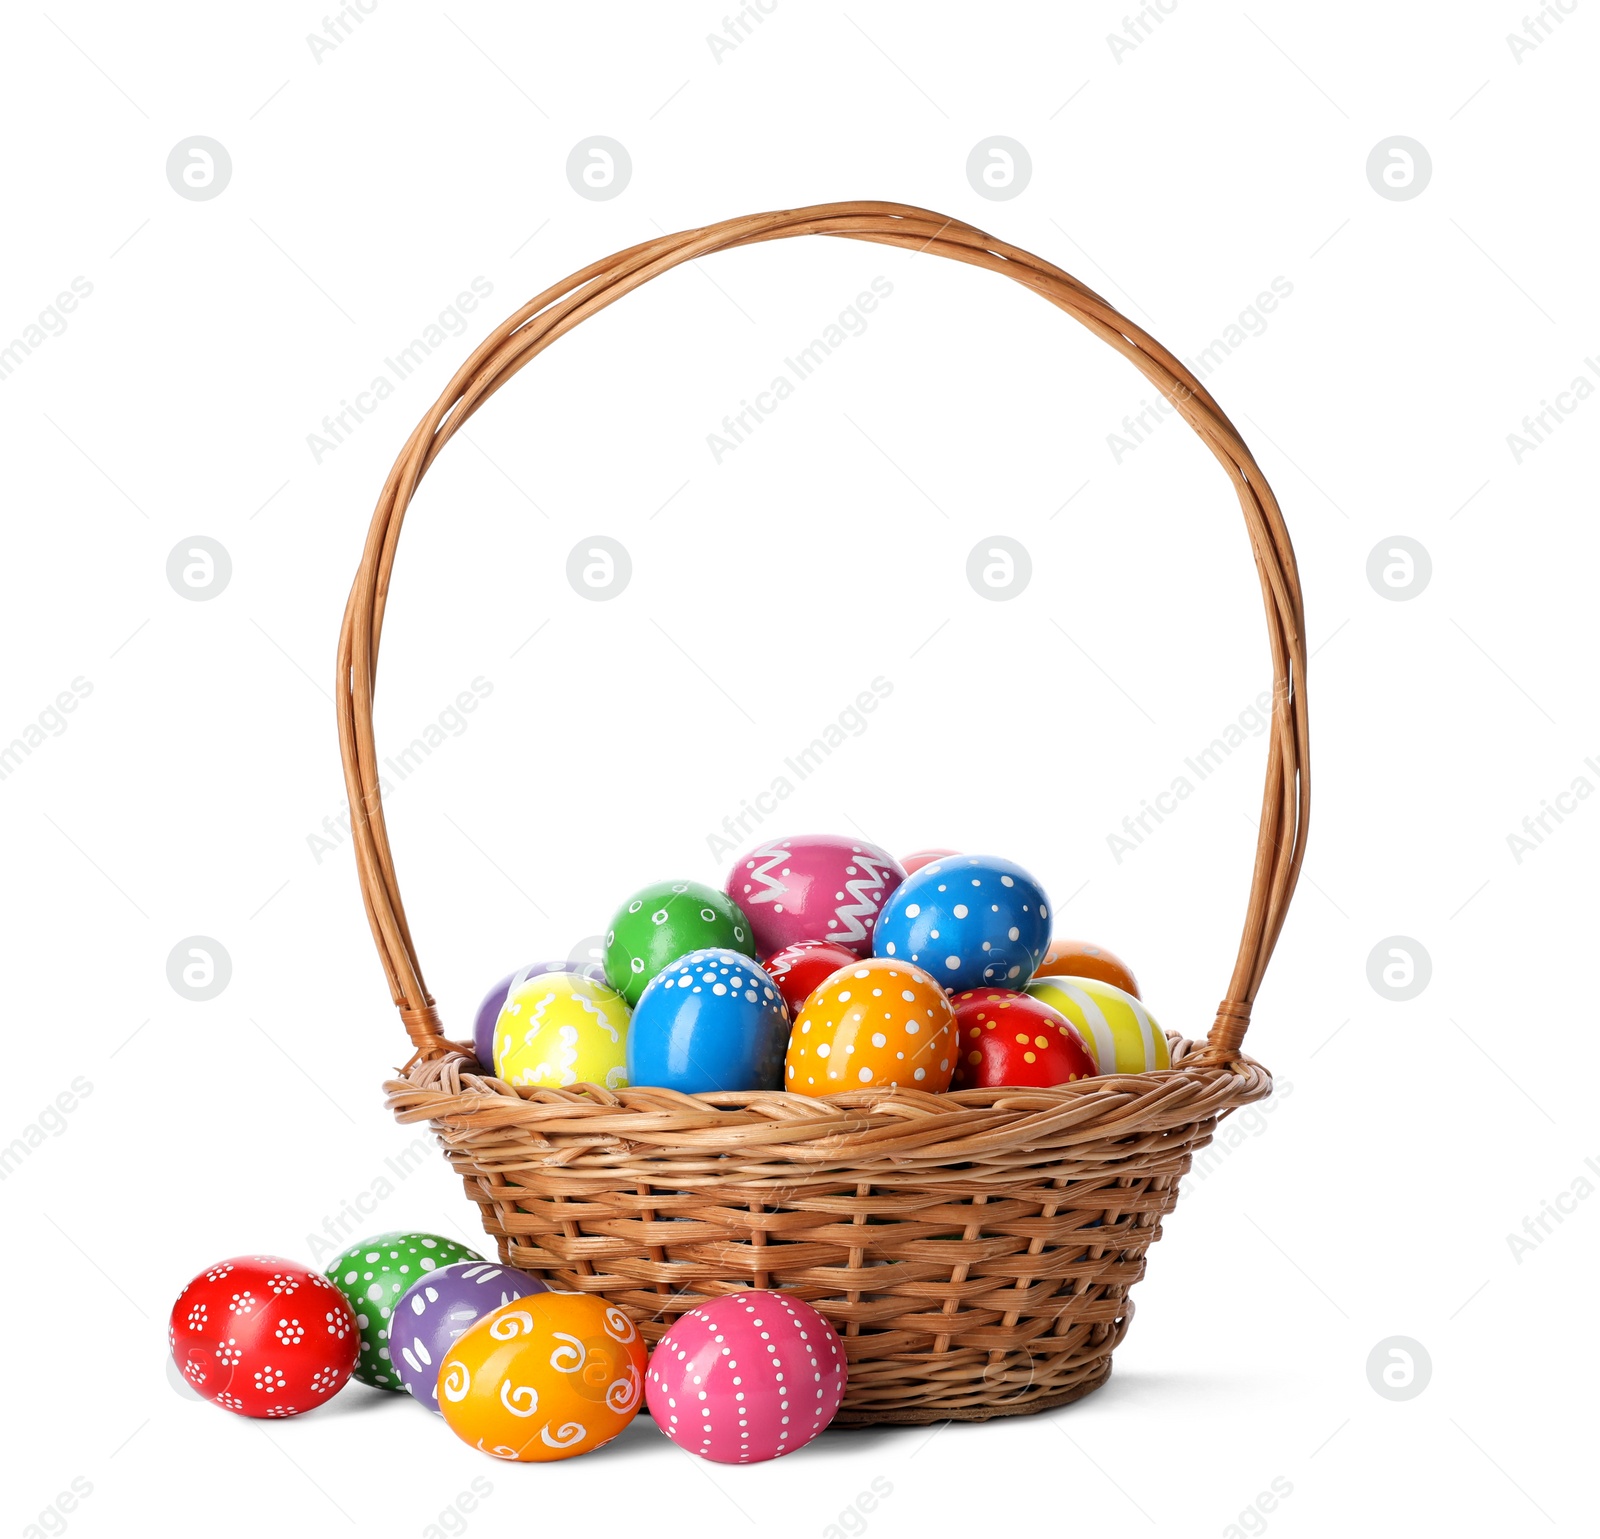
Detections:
[437, 1292, 646, 1462]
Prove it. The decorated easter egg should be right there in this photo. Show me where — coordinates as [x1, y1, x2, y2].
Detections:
[325, 1232, 486, 1389]
[627, 948, 790, 1093]
[472, 960, 605, 1068]
[645, 1291, 846, 1463]
[605, 881, 754, 1006]
[726, 835, 905, 957]
[1036, 938, 1141, 998]
[438, 1292, 646, 1461]
[169, 1255, 358, 1417]
[761, 939, 859, 1017]
[1025, 976, 1170, 1074]
[873, 854, 1051, 992]
[901, 847, 959, 875]
[494, 972, 631, 1090]
[786, 958, 956, 1095]
[949, 989, 1097, 1089]
[393, 1261, 549, 1411]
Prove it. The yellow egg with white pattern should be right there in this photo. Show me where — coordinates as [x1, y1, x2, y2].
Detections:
[493, 973, 631, 1090]
[1024, 975, 1170, 1074]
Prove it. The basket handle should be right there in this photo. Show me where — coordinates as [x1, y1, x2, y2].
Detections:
[338, 202, 1308, 1069]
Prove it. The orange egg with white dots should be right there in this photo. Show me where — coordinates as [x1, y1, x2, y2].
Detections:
[785, 958, 956, 1095]
[948, 989, 1097, 1090]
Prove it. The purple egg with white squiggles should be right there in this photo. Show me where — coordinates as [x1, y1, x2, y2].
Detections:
[472, 959, 604, 1069]
[392, 1261, 548, 1410]
[725, 835, 905, 958]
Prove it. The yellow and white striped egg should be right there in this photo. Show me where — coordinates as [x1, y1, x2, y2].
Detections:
[493, 973, 631, 1090]
[1024, 975, 1170, 1074]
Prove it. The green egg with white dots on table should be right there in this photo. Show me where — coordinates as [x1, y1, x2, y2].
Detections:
[325, 1231, 485, 1389]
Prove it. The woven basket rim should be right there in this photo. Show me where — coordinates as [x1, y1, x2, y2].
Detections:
[386, 1036, 1272, 1169]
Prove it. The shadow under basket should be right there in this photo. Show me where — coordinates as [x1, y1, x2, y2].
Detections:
[340, 203, 1309, 1427]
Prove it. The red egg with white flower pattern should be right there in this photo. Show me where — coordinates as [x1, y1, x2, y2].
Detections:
[949, 990, 1097, 1089]
[761, 940, 860, 1016]
[169, 1256, 358, 1417]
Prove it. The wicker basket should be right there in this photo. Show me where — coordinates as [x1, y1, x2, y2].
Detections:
[338, 202, 1308, 1426]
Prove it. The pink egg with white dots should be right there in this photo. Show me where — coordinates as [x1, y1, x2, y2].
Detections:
[644, 1291, 846, 1463]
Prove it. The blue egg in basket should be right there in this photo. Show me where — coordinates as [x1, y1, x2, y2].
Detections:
[626, 947, 790, 1093]
[872, 854, 1051, 992]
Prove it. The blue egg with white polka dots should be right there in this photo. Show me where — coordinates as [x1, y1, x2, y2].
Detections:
[872, 855, 1051, 991]
[627, 947, 791, 1093]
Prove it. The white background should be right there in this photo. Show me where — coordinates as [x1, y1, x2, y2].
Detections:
[2, 3, 1594, 1536]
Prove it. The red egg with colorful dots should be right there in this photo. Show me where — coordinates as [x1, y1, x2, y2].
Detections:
[949, 989, 1097, 1089]
[645, 1291, 846, 1463]
[761, 940, 860, 1017]
[169, 1256, 359, 1418]
[901, 847, 959, 875]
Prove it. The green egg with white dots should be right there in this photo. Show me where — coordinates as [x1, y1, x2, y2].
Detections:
[324, 1231, 484, 1389]
[603, 879, 755, 1006]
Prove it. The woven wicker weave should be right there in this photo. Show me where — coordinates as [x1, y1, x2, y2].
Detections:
[338, 202, 1308, 1425]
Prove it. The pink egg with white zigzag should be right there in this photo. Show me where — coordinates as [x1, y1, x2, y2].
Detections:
[726, 835, 905, 958]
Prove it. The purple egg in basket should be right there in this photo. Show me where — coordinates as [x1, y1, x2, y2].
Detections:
[472, 959, 604, 1070]
[391, 1260, 549, 1410]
